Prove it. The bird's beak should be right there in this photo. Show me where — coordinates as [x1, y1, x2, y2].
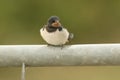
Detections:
[52, 20, 61, 27]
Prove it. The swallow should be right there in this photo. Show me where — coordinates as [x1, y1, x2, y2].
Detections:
[40, 16, 73, 46]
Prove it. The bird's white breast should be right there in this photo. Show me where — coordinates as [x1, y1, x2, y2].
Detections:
[40, 28, 69, 45]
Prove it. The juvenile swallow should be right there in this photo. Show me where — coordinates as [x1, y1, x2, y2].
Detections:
[40, 16, 73, 46]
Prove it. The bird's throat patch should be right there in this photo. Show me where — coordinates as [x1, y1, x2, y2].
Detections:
[46, 26, 62, 32]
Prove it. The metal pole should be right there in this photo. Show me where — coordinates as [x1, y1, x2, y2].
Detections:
[21, 63, 25, 80]
[0, 44, 120, 66]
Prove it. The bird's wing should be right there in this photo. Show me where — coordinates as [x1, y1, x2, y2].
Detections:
[63, 28, 74, 42]
[68, 33, 74, 41]
[40, 25, 47, 31]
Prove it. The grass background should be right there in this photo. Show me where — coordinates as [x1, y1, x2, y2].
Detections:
[0, 0, 120, 80]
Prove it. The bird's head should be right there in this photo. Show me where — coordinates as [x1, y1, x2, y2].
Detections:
[47, 16, 61, 27]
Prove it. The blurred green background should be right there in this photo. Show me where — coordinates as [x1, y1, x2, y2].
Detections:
[0, 0, 120, 80]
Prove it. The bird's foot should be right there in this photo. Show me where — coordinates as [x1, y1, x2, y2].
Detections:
[47, 44, 64, 49]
